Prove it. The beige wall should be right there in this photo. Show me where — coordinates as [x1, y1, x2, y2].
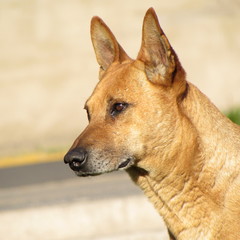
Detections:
[0, 0, 240, 157]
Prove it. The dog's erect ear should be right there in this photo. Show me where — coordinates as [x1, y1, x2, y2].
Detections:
[91, 16, 130, 78]
[137, 8, 183, 86]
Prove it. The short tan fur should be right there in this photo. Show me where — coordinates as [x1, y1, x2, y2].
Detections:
[64, 8, 240, 240]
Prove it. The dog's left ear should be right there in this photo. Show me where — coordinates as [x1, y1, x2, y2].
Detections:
[91, 16, 130, 79]
[137, 8, 185, 86]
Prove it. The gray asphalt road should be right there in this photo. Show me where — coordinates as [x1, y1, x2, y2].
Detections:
[0, 162, 168, 240]
[0, 160, 75, 188]
[0, 161, 142, 211]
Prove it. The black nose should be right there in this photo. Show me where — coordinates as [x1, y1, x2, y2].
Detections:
[64, 147, 88, 171]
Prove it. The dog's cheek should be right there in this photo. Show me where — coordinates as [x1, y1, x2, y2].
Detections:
[125, 127, 146, 157]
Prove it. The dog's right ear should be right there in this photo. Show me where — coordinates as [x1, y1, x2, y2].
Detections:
[91, 17, 130, 79]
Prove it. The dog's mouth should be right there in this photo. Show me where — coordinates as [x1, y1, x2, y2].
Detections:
[118, 157, 134, 169]
[74, 156, 135, 177]
[75, 171, 101, 177]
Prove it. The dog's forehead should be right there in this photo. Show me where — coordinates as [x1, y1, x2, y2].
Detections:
[87, 61, 147, 106]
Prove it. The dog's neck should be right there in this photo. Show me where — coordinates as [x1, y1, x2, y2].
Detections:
[182, 83, 240, 156]
[127, 83, 240, 239]
[182, 83, 240, 193]
[128, 166, 218, 239]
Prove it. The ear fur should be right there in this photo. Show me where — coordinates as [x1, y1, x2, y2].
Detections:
[137, 8, 184, 86]
[91, 17, 130, 79]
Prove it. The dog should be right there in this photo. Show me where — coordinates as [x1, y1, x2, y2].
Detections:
[64, 8, 240, 240]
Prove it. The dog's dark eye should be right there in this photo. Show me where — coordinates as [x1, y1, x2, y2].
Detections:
[110, 102, 128, 117]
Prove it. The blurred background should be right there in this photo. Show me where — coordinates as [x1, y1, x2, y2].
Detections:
[0, 0, 239, 239]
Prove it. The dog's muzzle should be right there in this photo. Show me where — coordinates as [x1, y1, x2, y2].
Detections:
[64, 147, 88, 172]
[64, 147, 136, 176]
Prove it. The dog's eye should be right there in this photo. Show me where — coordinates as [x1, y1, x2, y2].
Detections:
[110, 102, 128, 117]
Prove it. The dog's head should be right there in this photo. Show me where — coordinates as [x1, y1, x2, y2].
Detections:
[64, 8, 187, 177]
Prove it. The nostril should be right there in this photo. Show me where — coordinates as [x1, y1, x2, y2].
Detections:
[70, 158, 86, 171]
[72, 159, 84, 167]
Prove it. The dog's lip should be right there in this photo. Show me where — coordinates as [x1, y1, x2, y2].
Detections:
[118, 157, 134, 169]
[75, 171, 101, 177]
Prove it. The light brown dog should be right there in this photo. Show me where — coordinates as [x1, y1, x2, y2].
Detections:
[64, 8, 240, 240]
